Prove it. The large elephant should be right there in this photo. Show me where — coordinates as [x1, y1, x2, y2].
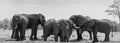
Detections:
[43, 19, 79, 42]
[80, 19, 112, 42]
[69, 15, 89, 40]
[11, 13, 46, 40]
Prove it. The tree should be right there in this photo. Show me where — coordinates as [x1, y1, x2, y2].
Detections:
[0, 20, 3, 28]
[105, 0, 120, 22]
[2, 18, 9, 29]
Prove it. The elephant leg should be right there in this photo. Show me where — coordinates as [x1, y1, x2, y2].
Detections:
[12, 29, 18, 39]
[30, 24, 38, 40]
[15, 28, 20, 40]
[59, 33, 64, 42]
[64, 36, 69, 42]
[19, 29, 23, 40]
[93, 31, 98, 42]
[43, 34, 50, 41]
[62, 33, 66, 42]
[53, 23, 59, 42]
[11, 29, 15, 39]
[33, 27, 38, 40]
[30, 28, 34, 40]
[11, 25, 18, 39]
[76, 29, 82, 40]
[88, 31, 92, 40]
[43, 29, 51, 41]
[54, 34, 58, 42]
[104, 32, 110, 41]
[20, 27, 26, 40]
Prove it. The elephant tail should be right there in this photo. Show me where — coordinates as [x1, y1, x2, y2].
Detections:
[111, 26, 114, 37]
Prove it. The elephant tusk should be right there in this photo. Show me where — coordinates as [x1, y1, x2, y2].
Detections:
[15, 25, 17, 29]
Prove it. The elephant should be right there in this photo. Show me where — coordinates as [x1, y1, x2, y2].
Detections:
[80, 19, 112, 42]
[42, 19, 56, 41]
[43, 19, 79, 42]
[58, 19, 79, 42]
[11, 13, 46, 40]
[69, 15, 89, 40]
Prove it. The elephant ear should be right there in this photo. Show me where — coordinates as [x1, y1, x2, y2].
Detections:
[87, 19, 96, 27]
[69, 15, 87, 26]
[38, 13, 46, 26]
[14, 14, 21, 22]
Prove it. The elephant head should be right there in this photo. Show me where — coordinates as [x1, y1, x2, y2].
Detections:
[69, 15, 89, 40]
[38, 13, 46, 26]
[69, 15, 87, 26]
[81, 19, 96, 31]
[11, 14, 22, 39]
[12, 14, 22, 28]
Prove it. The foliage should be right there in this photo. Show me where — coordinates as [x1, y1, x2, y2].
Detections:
[105, 0, 120, 22]
[0, 20, 3, 28]
[2, 18, 11, 30]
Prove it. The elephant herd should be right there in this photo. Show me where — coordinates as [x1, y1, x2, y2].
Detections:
[10, 13, 112, 42]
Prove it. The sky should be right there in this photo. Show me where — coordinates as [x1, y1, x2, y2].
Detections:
[0, 0, 119, 22]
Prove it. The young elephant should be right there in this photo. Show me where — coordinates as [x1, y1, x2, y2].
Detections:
[11, 13, 46, 41]
[81, 19, 112, 42]
[43, 19, 79, 42]
[42, 19, 56, 41]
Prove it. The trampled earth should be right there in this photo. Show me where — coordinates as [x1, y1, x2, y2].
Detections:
[0, 29, 120, 43]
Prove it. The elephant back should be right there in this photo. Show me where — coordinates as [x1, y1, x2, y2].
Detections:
[56, 19, 69, 29]
[44, 19, 55, 26]
[21, 13, 46, 27]
[94, 19, 112, 31]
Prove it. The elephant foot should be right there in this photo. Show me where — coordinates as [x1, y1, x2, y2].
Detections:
[76, 38, 82, 41]
[34, 37, 38, 40]
[41, 35, 44, 38]
[55, 39, 58, 42]
[104, 39, 109, 42]
[21, 38, 26, 40]
[60, 40, 65, 42]
[16, 38, 21, 41]
[16, 38, 26, 41]
[89, 38, 92, 41]
[30, 38, 38, 41]
[93, 40, 99, 42]
[44, 39, 47, 41]
[11, 36, 14, 39]
[30, 38, 34, 41]
[60, 39, 63, 42]
[13, 36, 20, 39]
[76, 35, 82, 41]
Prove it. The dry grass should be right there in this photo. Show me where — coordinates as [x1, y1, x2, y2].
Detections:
[0, 29, 119, 43]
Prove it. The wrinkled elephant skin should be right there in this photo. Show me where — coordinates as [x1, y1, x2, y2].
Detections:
[43, 19, 78, 42]
[81, 19, 111, 42]
[11, 13, 46, 41]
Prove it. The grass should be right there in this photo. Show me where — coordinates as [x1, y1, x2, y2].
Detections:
[0, 29, 119, 43]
